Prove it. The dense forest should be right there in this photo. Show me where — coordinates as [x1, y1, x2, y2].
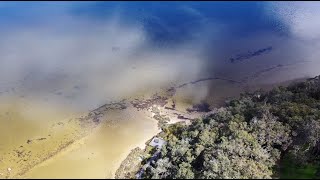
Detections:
[140, 76, 320, 179]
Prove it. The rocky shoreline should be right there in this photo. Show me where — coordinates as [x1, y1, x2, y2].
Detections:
[0, 72, 309, 179]
[114, 147, 145, 179]
[113, 74, 311, 179]
[113, 81, 219, 179]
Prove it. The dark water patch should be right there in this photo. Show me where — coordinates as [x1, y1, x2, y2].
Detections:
[230, 46, 273, 63]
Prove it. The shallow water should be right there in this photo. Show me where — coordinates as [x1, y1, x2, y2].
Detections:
[0, 94, 89, 176]
[0, 60, 316, 178]
[0, 45, 317, 178]
[23, 108, 159, 179]
[0, 92, 159, 179]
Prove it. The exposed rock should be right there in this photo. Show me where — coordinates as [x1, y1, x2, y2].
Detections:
[177, 115, 190, 120]
[130, 95, 168, 110]
[115, 147, 144, 179]
[186, 101, 211, 113]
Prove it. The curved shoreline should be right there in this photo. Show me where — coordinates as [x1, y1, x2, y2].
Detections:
[20, 104, 160, 179]
[2, 71, 310, 179]
[110, 124, 161, 178]
[114, 75, 310, 179]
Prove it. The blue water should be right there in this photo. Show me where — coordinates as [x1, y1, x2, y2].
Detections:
[0, 2, 288, 45]
[1, 1, 320, 83]
[70, 1, 289, 45]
